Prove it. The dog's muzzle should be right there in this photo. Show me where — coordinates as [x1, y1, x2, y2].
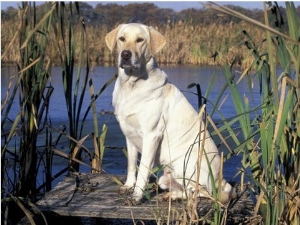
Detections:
[120, 50, 138, 70]
[121, 50, 132, 60]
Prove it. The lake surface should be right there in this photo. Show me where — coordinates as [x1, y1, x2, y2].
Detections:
[1, 65, 258, 185]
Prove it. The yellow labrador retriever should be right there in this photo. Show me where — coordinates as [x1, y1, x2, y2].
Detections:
[105, 23, 236, 203]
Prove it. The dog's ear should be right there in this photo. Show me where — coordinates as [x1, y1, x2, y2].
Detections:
[105, 25, 123, 52]
[148, 26, 166, 55]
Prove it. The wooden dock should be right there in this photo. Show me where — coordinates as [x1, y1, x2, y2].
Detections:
[36, 173, 257, 224]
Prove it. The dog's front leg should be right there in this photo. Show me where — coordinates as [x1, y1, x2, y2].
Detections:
[133, 133, 161, 202]
[120, 138, 138, 194]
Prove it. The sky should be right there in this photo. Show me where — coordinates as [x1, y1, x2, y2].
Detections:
[1, 1, 297, 11]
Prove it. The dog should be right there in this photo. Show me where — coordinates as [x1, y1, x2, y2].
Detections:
[105, 23, 236, 203]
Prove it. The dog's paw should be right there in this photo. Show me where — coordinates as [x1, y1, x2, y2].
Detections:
[120, 189, 143, 206]
[162, 191, 185, 201]
[123, 196, 140, 206]
[118, 185, 134, 195]
[132, 188, 144, 202]
[162, 192, 172, 201]
[118, 186, 144, 205]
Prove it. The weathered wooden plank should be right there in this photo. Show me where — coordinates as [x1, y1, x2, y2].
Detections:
[36, 173, 255, 223]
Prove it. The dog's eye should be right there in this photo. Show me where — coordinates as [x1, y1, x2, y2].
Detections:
[119, 36, 125, 42]
[136, 37, 144, 43]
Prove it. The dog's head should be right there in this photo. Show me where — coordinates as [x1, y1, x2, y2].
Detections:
[105, 23, 166, 72]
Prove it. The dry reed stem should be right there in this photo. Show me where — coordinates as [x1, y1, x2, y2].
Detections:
[1, 13, 269, 67]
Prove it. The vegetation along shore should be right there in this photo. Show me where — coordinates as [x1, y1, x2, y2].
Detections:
[2, 2, 300, 68]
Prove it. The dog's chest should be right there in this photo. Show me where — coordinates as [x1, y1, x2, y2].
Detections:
[113, 93, 147, 140]
[113, 88, 139, 118]
[112, 79, 164, 132]
[114, 77, 160, 109]
[113, 84, 144, 115]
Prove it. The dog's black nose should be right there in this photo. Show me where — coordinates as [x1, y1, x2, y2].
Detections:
[121, 50, 132, 60]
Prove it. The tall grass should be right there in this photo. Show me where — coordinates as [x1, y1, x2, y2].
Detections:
[1, 2, 113, 223]
[1, 1, 56, 200]
[2, 9, 268, 68]
[52, 2, 91, 172]
[204, 2, 300, 224]
[1, 2, 57, 223]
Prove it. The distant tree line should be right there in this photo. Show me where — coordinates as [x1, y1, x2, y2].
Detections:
[2, 2, 299, 27]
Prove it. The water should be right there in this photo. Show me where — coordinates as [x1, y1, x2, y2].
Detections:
[1, 65, 258, 186]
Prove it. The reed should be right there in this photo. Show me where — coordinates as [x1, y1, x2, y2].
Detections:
[1, 2, 113, 223]
[204, 2, 300, 224]
[2, 8, 268, 68]
[1, 1, 56, 200]
[51, 2, 90, 172]
[49, 2, 116, 174]
[1, 2, 57, 223]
